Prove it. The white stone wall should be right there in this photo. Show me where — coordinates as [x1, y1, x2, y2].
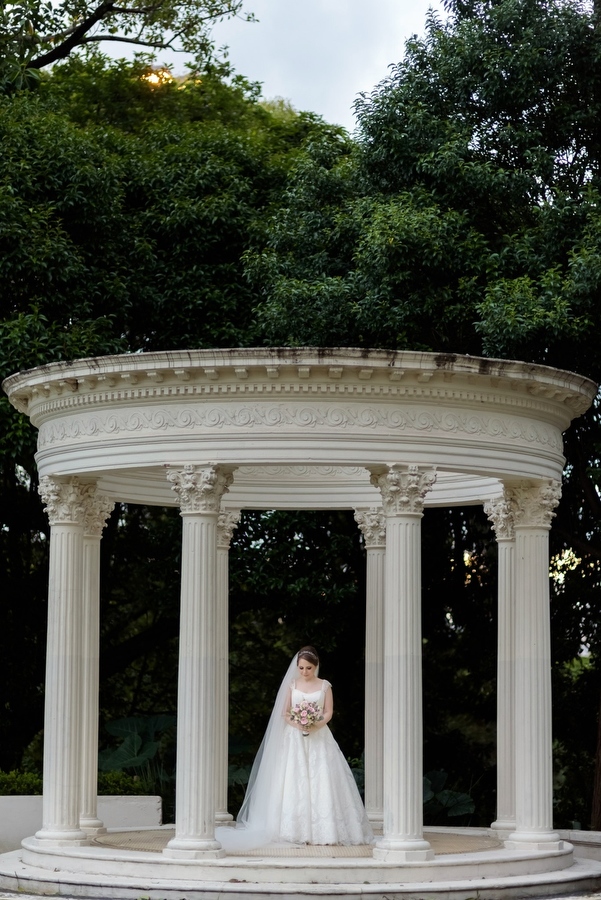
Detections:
[0, 796, 162, 852]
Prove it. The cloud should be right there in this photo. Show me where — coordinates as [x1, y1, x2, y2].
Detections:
[212, 0, 442, 130]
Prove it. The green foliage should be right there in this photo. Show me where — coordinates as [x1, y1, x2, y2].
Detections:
[423, 771, 475, 822]
[251, 0, 601, 369]
[2, 5, 601, 830]
[0, 56, 335, 771]
[99, 715, 176, 817]
[0, 0, 250, 90]
[227, 510, 367, 760]
[97, 771, 152, 795]
[39, 54, 265, 132]
[0, 769, 43, 794]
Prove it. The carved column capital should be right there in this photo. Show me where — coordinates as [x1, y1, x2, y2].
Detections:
[354, 508, 386, 548]
[217, 510, 241, 549]
[370, 465, 436, 517]
[39, 476, 90, 526]
[506, 480, 562, 529]
[167, 464, 234, 514]
[82, 489, 114, 538]
[484, 495, 515, 541]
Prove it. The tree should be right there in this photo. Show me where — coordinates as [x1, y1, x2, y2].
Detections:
[0, 0, 252, 91]
[253, 0, 601, 370]
[247, 0, 601, 826]
[0, 56, 338, 770]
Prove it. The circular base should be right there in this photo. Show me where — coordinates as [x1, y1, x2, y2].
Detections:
[0, 828, 595, 900]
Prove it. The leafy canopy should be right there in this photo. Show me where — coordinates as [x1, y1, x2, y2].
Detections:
[252, 0, 601, 372]
[0, 0, 251, 91]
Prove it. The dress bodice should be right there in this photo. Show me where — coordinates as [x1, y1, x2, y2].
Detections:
[291, 680, 330, 707]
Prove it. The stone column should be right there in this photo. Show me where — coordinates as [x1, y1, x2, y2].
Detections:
[164, 464, 233, 858]
[354, 507, 386, 829]
[215, 509, 241, 825]
[79, 490, 114, 834]
[370, 464, 436, 862]
[505, 479, 563, 850]
[35, 477, 89, 845]
[484, 494, 516, 833]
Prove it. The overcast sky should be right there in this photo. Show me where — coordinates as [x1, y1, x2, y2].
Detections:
[204, 1, 443, 132]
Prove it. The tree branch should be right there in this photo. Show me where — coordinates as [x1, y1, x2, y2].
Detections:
[79, 33, 175, 49]
[27, 0, 118, 69]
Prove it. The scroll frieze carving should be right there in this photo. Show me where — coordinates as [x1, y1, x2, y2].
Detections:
[37, 405, 563, 453]
[371, 465, 436, 516]
[167, 464, 233, 514]
[217, 510, 241, 549]
[483, 495, 515, 541]
[354, 508, 386, 548]
[506, 480, 562, 529]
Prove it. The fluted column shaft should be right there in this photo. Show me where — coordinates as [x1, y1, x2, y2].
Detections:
[494, 536, 516, 830]
[35, 478, 89, 845]
[506, 480, 563, 849]
[484, 496, 516, 832]
[215, 510, 241, 824]
[371, 465, 436, 862]
[354, 508, 386, 827]
[165, 464, 232, 859]
[80, 493, 114, 833]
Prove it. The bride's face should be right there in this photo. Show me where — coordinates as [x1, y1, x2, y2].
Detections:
[298, 659, 316, 680]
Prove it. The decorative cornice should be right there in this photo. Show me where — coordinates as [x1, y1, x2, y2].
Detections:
[354, 508, 386, 548]
[217, 509, 241, 549]
[505, 480, 562, 529]
[370, 465, 437, 516]
[5, 349, 595, 424]
[483, 495, 515, 541]
[167, 465, 233, 514]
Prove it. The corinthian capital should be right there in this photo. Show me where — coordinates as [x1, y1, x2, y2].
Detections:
[167, 464, 233, 514]
[370, 464, 436, 516]
[506, 480, 562, 529]
[217, 509, 241, 549]
[39, 476, 89, 526]
[483, 494, 515, 541]
[354, 508, 386, 548]
[82, 489, 115, 538]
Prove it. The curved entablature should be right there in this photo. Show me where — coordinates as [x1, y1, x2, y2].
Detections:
[3, 347, 597, 506]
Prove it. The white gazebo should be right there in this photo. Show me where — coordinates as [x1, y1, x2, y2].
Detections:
[1, 347, 600, 899]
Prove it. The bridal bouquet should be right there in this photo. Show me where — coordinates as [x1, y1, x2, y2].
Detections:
[290, 700, 324, 735]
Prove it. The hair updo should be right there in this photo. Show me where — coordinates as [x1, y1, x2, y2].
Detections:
[297, 646, 319, 667]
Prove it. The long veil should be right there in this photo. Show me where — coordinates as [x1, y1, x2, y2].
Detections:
[216, 654, 300, 851]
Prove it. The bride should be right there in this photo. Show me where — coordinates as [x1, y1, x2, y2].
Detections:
[218, 646, 373, 849]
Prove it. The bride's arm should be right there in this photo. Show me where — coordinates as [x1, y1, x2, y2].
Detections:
[283, 684, 305, 730]
[313, 685, 333, 729]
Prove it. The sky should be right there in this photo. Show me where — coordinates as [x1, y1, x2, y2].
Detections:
[203, 1, 444, 132]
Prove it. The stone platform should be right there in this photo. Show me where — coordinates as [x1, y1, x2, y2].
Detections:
[1, 828, 601, 900]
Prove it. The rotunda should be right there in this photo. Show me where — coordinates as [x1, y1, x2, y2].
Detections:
[0, 347, 599, 899]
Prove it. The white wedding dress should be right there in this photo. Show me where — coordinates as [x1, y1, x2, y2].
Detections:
[218, 677, 372, 850]
[274, 681, 373, 845]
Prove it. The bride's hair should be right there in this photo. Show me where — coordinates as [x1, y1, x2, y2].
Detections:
[297, 645, 319, 666]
